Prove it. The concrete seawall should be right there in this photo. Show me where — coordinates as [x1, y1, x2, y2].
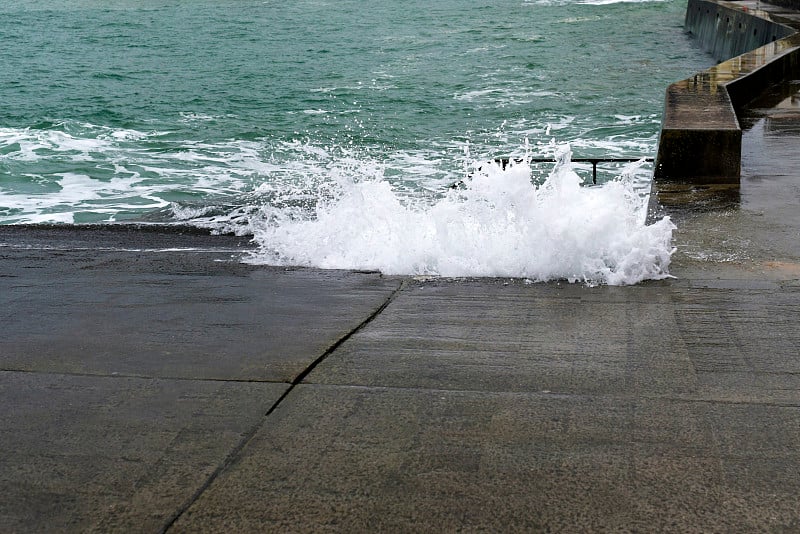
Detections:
[654, 0, 800, 183]
[685, 0, 794, 61]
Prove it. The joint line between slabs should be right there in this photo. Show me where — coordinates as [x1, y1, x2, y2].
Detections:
[159, 279, 406, 532]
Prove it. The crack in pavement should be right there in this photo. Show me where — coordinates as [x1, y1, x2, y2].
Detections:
[159, 278, 407, 533]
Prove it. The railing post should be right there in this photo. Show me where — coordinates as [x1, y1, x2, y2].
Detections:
[471, 157, 654, 189]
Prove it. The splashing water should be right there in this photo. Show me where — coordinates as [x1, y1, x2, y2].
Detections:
[246, 145, 675, 285]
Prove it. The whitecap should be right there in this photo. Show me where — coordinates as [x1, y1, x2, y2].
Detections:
[578, 0, 667, 4]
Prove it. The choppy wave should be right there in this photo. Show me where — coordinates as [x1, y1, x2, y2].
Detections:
[0, 123, 283, 224]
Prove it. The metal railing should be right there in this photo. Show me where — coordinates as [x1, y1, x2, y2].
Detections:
[495, 157, 654, 185]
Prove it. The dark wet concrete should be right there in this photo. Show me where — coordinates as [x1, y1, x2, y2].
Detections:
[1, 226, 401, 382]
[0, 373, 288, 533]
[0, 226, 404, 532]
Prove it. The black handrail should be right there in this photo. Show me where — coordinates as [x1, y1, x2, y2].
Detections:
[495, 157, 654, 184]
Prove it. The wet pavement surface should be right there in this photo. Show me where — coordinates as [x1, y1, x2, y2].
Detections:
[656, 78, 800, 275]
[3, 224, 800, 532]
[3, 89, 800, 534]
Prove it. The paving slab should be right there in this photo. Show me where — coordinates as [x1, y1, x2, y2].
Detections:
[0, 371, 288, 533]
[0, 226, 402, 381]
[305, 279, 695, 397]
[170, 384, 800, 533]
[306, 277, 800, 404]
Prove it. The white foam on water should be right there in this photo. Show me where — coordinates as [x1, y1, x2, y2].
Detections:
[0, 123, 269, 223]
[453, 87, 559, 106]
[178, 112, 221, 123]
[524, 0, 664, 5]
[578, 0, 667, 5]
[246, 145, 675, 285]
[0, 127, 113, 162]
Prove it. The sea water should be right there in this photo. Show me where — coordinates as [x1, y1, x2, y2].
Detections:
[0, 0, 713, 283]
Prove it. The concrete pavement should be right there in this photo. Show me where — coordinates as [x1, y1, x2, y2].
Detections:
[2, 90, 800, 532]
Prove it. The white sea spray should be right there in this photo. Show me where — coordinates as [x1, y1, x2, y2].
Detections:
[246, 145, 675, 285]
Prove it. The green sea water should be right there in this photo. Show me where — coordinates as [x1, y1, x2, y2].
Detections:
[0, 0, 711, 227]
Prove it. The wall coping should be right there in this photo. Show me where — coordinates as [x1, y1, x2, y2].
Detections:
[654, 0, 800, 183]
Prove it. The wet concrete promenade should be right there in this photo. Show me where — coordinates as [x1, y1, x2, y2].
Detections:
[2, 104, 800, 531]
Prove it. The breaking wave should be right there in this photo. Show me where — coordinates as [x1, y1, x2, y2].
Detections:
[245, 146, 674, 285]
